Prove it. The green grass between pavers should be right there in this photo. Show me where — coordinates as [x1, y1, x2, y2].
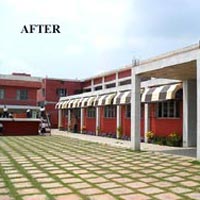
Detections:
[191, 160, 200, 165]
[0, 135, 199, 200]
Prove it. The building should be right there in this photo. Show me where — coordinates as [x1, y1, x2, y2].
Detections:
[56, 60, 183, 143]
[0, 73, 41, 117]
[37, 78, 82, 128]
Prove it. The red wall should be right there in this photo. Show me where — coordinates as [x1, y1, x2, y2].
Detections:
[100, 107, 116, 134]
[104, 74, 116, 82]
[0, 120, 40, 136]
[121, 105, 144, 139]
[82, 80, 91, 88]
[149, 103, 183, 137]
[0, 86, 38, 106]
[37, 78, 82, 128]
[118, 69, 131, 79]
[94, 78, 102, 85]
[85, 108, 96, 133]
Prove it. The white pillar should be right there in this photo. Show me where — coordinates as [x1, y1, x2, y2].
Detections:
[96, 107, 100, 135]
[116, 72, 119, 87]
[183, 80, 197, 147]
[116, 105, 121, 139]
[144, 103, 150, 143]
[91, 79, 94, 92]
[58, 109, 63, 130]
[131, 69, 141, 150]
[80, 108, 84, 133]
[67, 109, 71, 131]
[197, 59, 200, 159]
[102, 77, 105, 89]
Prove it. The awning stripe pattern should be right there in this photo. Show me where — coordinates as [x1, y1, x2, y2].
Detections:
[141, 83, 182, 103]
[120, 91, 131, 104]
[104, 93, 116, 105]
[87, 96, 96, 107]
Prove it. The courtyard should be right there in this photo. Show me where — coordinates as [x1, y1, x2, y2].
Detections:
[0, 132, 200, 200]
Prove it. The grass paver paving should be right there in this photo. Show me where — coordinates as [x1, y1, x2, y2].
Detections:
[0, 134, 199, 199]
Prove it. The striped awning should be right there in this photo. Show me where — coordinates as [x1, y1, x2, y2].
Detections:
[105, 93, 116, 105]
[72, 98, 81, 108]
[87, 96, 96, 107]
[112, 91, 131, 105]
[67, 99, 75, 108]
[81, 97, 89, 107]
[62, 100, 69, 109]
[97, 95, 107, 106]
[57, 101, 65, 109]
[113, 91, 131, 105]
[141, 83, 182, 103]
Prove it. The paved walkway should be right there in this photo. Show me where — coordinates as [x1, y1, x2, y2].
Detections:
[0, 132, 199, 199]
[52, 129, 196, 158]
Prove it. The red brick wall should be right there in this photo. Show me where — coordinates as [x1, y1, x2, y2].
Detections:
[0, 86, 38, 106]
[0, 120, 40, 136]
[118, 69, 131, 79]
[149, 103, 183, 137]
[104, 74, 116, 82]
[94, 78, 102, 85]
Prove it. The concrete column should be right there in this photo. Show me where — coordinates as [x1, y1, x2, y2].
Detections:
[58, 109, 63, 130]
[116, 72, 119, 87]
[131, 69, 141, 150]
[96, 107, 100, 135]
[144, 103, 150, 143]
[116, 105, 121, 139]
[102, 77, 105, 89]
[80, 108, 84, 133]
[197, 59, 200, 159]
[91, 79, 94, 92]
[67, 109, 71, 131]
[183, 80, 197, 147]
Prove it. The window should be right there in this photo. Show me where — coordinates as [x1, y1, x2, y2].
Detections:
[42, 88, 45, 97]
[126, 104, 144, 119]
[0, 89, 5, 99]
[126, 104, 131, 118]
[87, 107, 96, 118]
[104, 105, 116, 118]
[157, 101, 180, 118]
[119, 79, 131, 86]
[94, 86, 102, 91]
[106, 83, 116, 89]
[16, 89, 28, 100]
[56, 88, 67, 97]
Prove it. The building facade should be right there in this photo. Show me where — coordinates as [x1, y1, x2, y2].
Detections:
[37, 78, 82, 128]
[0, 73, 41, 117]
[56, 62, 183, 143]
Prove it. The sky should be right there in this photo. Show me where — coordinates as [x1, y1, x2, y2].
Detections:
[0, 0, 200, 80]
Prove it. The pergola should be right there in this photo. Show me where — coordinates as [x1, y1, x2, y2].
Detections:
[131, 43, 200, 159]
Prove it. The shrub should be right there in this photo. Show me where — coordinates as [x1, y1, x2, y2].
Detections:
[145, 131, 154, 142]
[166, 132, 182, 147]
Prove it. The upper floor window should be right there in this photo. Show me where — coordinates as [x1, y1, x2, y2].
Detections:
[56, 88, 67, 97]
[87, 107, 96, 118]
[104, 105, 116, 118]
[16, 89, 28, 100]
[42, 88, 45, 97]
[0, 89, 5, 99]
[157, 100, 180, 118]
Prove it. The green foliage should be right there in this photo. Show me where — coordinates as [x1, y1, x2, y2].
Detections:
[166, 132, 182, 147]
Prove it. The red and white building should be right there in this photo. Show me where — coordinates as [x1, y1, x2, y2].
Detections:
[0, 73, 41, 117]
[37, 78, 82, 128]
[56, 63, 183, 142]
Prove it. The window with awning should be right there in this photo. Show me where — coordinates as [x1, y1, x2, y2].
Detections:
[141, 83, 182, 103]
